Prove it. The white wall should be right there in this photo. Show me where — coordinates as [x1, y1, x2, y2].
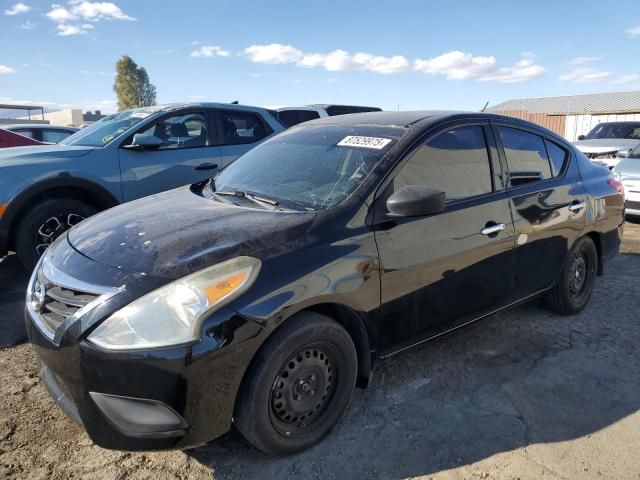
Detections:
[17, 108, 84, 126]
[564, 113, 640, 141]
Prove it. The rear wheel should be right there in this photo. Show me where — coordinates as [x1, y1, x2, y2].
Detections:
[234, 312, 357, 455]
[545, 236, 598, 315]
[15, 197, 96, 270]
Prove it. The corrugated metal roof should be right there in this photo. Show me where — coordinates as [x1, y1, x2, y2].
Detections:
[487, 91, 640, 115]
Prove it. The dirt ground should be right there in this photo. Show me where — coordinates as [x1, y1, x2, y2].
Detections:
[1, 221, 640, 480]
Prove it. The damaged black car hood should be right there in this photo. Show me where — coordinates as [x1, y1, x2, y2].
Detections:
[67, 187, 316, 279]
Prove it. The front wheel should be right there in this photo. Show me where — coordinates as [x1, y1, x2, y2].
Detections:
[545, 236, 598, 315]
[15, 197, 97, 270]
[234, 312, 357, 455]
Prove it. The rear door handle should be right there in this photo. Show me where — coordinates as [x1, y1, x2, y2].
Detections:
[480, 223, 506, 236]
[195, 163, 218, 171]
[569, 201, 586, 212]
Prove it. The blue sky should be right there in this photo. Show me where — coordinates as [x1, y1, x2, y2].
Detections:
[1, 0, 639, 114]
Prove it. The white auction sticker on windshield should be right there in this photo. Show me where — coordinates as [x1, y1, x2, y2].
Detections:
[131, 112, 150, 118]
[337, 136, 392, 150]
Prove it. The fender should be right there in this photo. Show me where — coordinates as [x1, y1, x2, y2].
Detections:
[0, 176, 121, 249]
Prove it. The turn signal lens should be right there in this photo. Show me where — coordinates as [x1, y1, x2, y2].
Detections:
[204, 271, 250, 304]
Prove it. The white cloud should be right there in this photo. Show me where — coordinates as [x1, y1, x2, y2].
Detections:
[559, 67, 612, 83]
[568, 69, 610, 83]
[56, 22, 94, 35]
[241, 43, 546, 82]
[614, 74, 640, 85]
[478, 58, 547, 83]
[244, 43, 303, 64]
[0, 65, 17, 74]
[244, 43, 410, 74]
[569, 56, 602, 65]
[415, 51, 496, 79]
[47, 1, 135, 22]
[4, 2, 30, 15]
[190, 45, 230, 58]
[47, 1, 134, 36]
[20, 20, 36, 30]
[626, 25, 640, 38]
[153, 49, 175, 54]
[414, 51, 545, 83]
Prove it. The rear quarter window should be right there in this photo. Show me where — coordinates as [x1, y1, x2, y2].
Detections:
[544, 139, 569, 176]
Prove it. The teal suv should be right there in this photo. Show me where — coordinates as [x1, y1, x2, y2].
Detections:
[0, 102, 283, 269]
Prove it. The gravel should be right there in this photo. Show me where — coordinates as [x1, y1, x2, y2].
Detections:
[1, 220, 640, 480]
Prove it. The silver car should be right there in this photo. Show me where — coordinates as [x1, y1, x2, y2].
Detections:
[612, 145, 640, 217]
[573, 121, 640, 169]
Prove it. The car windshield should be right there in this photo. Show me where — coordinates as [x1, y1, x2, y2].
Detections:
[213, 124, 405, 211]
[60, 106, 166, 147]
[584, 123, 640, 140]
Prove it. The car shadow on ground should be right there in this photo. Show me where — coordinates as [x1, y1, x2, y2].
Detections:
[187, 252, 640, 479]
[0, 254, 29, 347]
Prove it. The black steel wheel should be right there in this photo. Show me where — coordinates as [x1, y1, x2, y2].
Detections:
[15, 197, 96, 270]
[269, 343, 338, 437]
[545, 236, 598, 315]
[235, 312, 357, 455]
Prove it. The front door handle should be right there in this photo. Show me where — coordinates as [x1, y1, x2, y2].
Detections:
[481, 223, 506, 236]
[569, 201, 586, 212]
[195, 163, 218, 171]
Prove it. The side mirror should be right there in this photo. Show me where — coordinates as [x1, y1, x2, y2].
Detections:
[577, 135, 586, 141]
[386, 186, 446, 217]
[124, 134, 163, 150]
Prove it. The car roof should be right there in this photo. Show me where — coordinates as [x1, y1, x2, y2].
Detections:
[153, 102, 273, 114]
[2, 124, 79, 130]
[301, 110, 572, 146]
[302, 110, 471, 127]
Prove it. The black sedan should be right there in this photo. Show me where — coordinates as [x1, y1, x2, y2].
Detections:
[26, 111, 625, 455]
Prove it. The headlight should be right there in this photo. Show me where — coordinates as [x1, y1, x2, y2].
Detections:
[616, 149, 631, 158]
[87, 256, 261, 350]
[612, 170, 622, 181]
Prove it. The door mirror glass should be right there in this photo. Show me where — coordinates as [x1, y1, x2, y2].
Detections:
[386, 186, 446, 217]
[577, 135, 586, 141]
[127, 133, 163, 150]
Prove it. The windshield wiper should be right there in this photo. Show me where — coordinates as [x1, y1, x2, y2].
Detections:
[215, 190, 282, 210]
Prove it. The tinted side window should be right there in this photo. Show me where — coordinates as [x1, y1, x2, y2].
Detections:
[277, 110, 300, 128]
[14, 129, 34, 139]
[393, 125, 493, 201]
[498, 127, 551, 186]
[219, 110, 272, 145]
[299, 110, 321, 122]
[544, 139, 568, 176]
[42, 130, 72, 143]
[138, 112, 208, 150]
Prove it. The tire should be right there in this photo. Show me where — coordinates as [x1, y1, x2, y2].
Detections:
[234, 312, 358, 456]
[545, 236, 598, 315]
[15, 197, 97, 271]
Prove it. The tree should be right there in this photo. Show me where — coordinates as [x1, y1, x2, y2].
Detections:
[113, 55, 157, 111]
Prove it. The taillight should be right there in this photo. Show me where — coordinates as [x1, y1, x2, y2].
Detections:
[608, 177, 624, 194]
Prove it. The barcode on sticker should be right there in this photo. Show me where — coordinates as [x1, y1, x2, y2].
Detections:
[337, 136, 392, 150]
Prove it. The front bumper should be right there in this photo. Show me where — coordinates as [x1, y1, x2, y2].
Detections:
[25, 238, 266, 451]
[27, 305, 262, 450]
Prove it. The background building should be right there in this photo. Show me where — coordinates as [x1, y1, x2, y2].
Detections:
[0, 105, 106, 126]
[487, 90, 640, 141]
